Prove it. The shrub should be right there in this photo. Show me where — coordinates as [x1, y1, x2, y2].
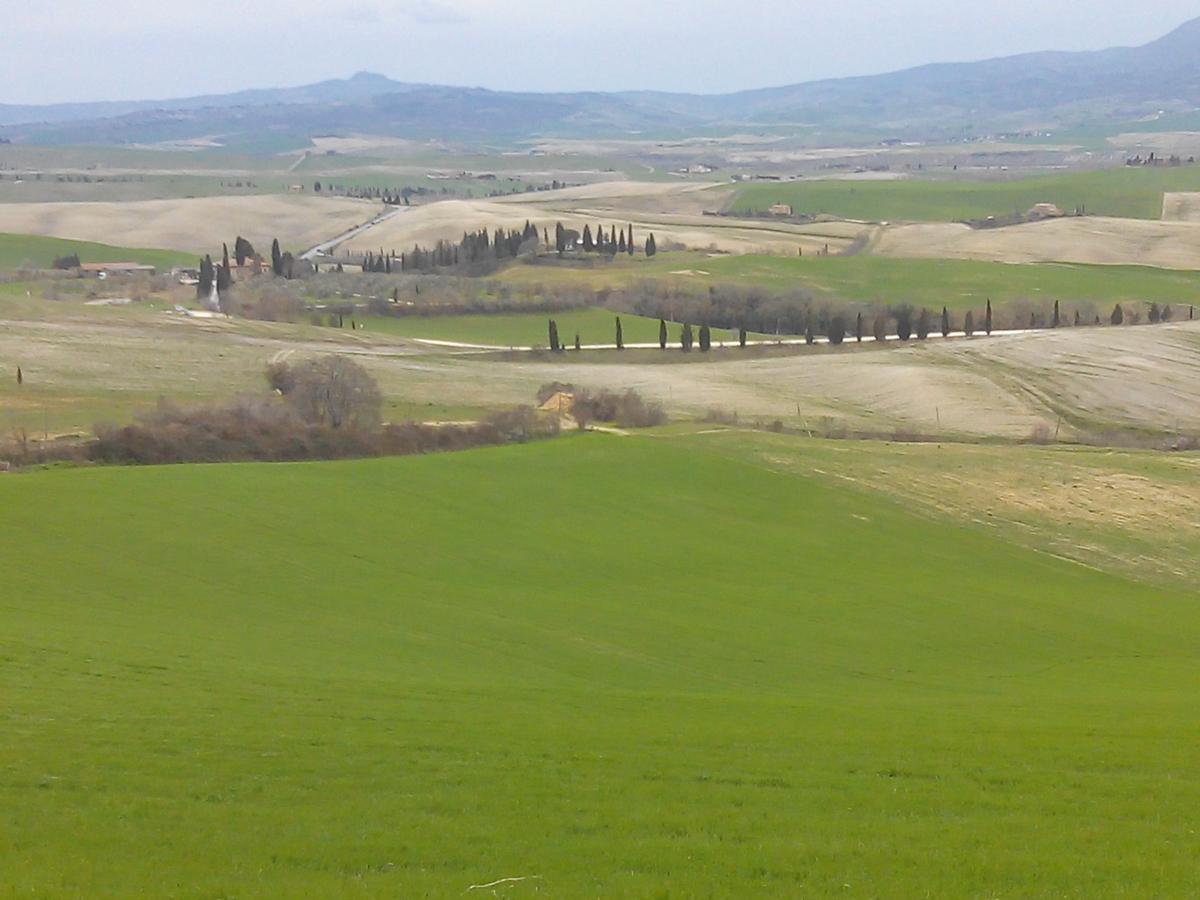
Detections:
[572, 388, 667, 429]
[82, 398, 558, 466]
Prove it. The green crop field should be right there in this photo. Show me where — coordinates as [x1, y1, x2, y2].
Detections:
[361, 307, 750, 346]
[730, 166, 1200, 222]
[498, 252, 1200, 311]
[0, 233, 194, 271]
[676, 255, 1200, 310]
[3, 434, 1199, 897]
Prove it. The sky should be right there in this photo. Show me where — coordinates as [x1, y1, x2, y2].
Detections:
[2, 0, 1198, 105]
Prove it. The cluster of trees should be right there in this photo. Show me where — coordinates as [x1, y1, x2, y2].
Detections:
[560, 222, 656, 257]
[313, 181, 423, 204]
[65, 358, 558, 466]
[197, 235, 306, 301]
[357, 222, 543, 274]
[338, 220, 662, 277]
[1125, 153, 1195, 167]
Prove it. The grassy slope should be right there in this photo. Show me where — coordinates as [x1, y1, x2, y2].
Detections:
[363, 307, 747, 345]
[0, 232, 194, 270]
[3, 435, 1199, 897]
[730, 166, 1200, 221]
[497, 252, 1200, 311]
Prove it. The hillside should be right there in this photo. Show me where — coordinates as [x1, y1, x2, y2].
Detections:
[3, 436, 1200, 896]
[3, 17, 1200, 146]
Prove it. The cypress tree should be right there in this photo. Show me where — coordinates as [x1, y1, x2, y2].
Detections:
[916, 308, 930, 340]
[618, 231, 627, 254]
[234, 236, 254, 266]
[197, 256, 213, 298]
[1053, 299, 1061, 327]
[964, 310, 975, 337]
[548, 319, 559, 352]
[1111, 304, 1124, 325]
[645, 233, 657, 257]
[222, 242, 231, 278]
[615, 316, 624, 350]
[16, 366, 22, 386]
[941, 306, 950, 337]
[627, 225, 634, 256]
[271, 239, 283, 277]
[896, 307, 913, 341]
[699, 324, 711, 351]
[985, 298, 993, 335]
[739, 326, 747, 348]
[828, 316, 846, 346]
[574, 333, 581, 351]
[681, 323, 693, 352]
[583, 224, 594, 252]
[855, 312, 863, 342]
[659, 318, 668, 350]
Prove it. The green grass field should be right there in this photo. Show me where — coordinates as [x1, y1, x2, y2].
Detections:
[730, 166, 1200, 222]
[3, 434, 1199, 897]
[361, 307, 749, 346]
[0, 233, 194, 271]
[498, 253, 1200, 311]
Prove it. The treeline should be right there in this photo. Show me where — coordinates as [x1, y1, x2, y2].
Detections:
[4, 357, 558, 468]
[358, 221, 542, 273]
[614, 281, 1196, 342]
[351, 220, 660, 275]
[1125, 153, 1195, 167]
[84, 403, 553, 466]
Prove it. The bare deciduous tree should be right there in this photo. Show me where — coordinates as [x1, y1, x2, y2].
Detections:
[268, 356, 382, 429]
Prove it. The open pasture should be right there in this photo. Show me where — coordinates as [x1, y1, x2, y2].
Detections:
[360, 307, 746, 347]
[0, 233, 193, 271]
[730, 165, 1200, 222]
[497, 252, 1200, 311]
[2, 435, 1199, 897]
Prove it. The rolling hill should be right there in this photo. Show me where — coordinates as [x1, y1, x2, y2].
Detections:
[3, 434, 1200, 895]
[3, 17, 1200, 146]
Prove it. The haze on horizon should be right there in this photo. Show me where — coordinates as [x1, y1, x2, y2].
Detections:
[2, 0, 1197, 106]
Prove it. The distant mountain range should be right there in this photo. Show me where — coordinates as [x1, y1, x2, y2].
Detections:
[3, 17, 1199, 148]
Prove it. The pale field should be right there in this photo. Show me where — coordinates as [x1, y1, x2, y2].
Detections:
[732, 430, 1200, 587]
[0, 194, 377, 255]
[1162, 192, 1200, 222]
[4, 292, 1199, 445]
[873, 216, 1200, 268]
[1110, 131, 1200, 157]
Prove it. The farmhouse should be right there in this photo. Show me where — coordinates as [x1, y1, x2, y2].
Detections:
[231, 258, 271, 276]
[768, 202, 794, 217]
[1028, 202, 1066, 218]
[538, 391, 575, 415]
[79, 262, 156, 277]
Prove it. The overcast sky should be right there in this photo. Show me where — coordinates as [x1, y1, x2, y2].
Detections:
[3, 0, 1198, 105]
